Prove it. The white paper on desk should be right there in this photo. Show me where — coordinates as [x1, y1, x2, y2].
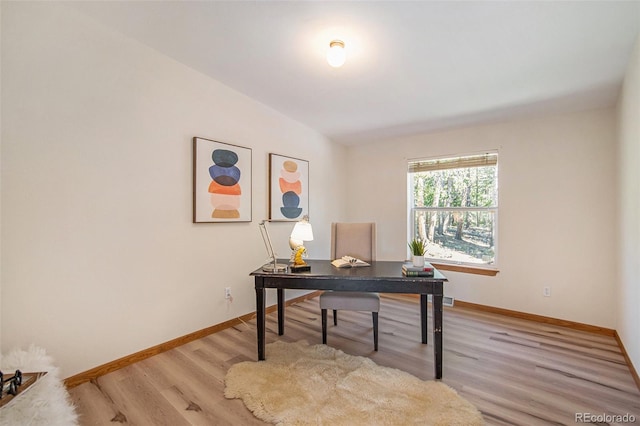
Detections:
[331, 256, 370, 268]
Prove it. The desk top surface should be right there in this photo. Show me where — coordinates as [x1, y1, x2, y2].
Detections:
[251, 259, 447, 282]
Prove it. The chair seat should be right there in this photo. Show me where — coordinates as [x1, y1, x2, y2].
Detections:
[319, 291, 380, 312]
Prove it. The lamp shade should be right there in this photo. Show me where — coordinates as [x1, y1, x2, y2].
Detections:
[291, 221, 314, 242]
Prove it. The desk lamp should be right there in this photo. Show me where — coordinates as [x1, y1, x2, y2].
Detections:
[289, 216, 313, 272]
[259, 220, 288, 272]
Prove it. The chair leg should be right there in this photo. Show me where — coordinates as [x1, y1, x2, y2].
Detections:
[372, 312, 379, 351]
[321, 309, 328, 344]
[333, 309, 338, 326]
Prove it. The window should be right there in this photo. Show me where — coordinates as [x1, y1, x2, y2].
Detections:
[408, 152, 498, 267]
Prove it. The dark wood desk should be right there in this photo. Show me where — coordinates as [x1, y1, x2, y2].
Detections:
[250, 259, 448, 379]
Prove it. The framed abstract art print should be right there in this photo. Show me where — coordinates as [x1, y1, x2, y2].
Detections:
[193, 137, 252, 223]
[269, 153, 309, 221]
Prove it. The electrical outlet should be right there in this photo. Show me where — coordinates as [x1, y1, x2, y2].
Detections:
[543, 286, 551, 297]
[225, 287, 231, 300]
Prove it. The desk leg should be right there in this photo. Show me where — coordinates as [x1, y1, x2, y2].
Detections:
[256, 284, 266, 361]
[420, 294, 428, 344]
[433, 294, 443, 379]
[277, 288, 285, 336]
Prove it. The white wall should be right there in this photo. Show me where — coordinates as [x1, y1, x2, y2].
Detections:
[346, 108, 618, 328]
[616, 35, 640, 374]
[0, 3, 347, 378]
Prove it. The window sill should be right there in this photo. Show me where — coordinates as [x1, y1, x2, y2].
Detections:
[430, 262, 499, 276]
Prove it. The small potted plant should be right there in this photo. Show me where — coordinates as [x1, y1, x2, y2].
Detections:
[408, 238, 427, 267]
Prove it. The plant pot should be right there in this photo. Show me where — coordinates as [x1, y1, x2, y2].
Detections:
[412, 255, 425, 267]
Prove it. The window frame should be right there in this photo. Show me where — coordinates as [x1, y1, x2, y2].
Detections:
[407, 152, 499, 273]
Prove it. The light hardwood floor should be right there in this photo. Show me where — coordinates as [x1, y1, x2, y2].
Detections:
[68, 294, 640, 425]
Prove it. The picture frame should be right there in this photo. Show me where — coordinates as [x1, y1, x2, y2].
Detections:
[269, 153, 309, 221]
[193, 137, 252, 223]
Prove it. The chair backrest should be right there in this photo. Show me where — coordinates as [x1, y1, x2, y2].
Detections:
[331, 222, 376, 262]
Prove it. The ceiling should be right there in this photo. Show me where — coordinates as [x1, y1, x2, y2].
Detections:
[69, 1, 640, 145]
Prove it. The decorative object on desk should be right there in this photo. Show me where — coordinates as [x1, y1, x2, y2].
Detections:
[192, 137, 252, 223]
[331, 255, 370, 268]
[289, 215, 313, 272]
[268, 153, 309, 221]
[0, 345, 78, 426]
[258, 220, 288, 272]
[408, 238, 427, 267]
[402, 261, 434, 277]
[225, 340, 483, 426]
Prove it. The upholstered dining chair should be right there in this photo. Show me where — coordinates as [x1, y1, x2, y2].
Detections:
[320, 222, 380, 350]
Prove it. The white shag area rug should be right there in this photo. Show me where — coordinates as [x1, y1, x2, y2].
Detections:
[225, 340, 484, 425]
[0, 345, 78, 426]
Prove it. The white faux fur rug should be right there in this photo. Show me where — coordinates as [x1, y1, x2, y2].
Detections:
[0, 345, 78, 426]
[225, 340, 484, 425]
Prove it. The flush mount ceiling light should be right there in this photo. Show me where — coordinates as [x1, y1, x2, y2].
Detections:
[327, 40, 346, 68]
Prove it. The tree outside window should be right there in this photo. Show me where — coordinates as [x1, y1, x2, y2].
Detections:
[408, 153, 498, 266]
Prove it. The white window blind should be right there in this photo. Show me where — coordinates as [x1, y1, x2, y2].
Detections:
[408, 153, 498, 173]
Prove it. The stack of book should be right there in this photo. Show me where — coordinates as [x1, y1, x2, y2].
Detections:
[402, 262, 435, 277]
